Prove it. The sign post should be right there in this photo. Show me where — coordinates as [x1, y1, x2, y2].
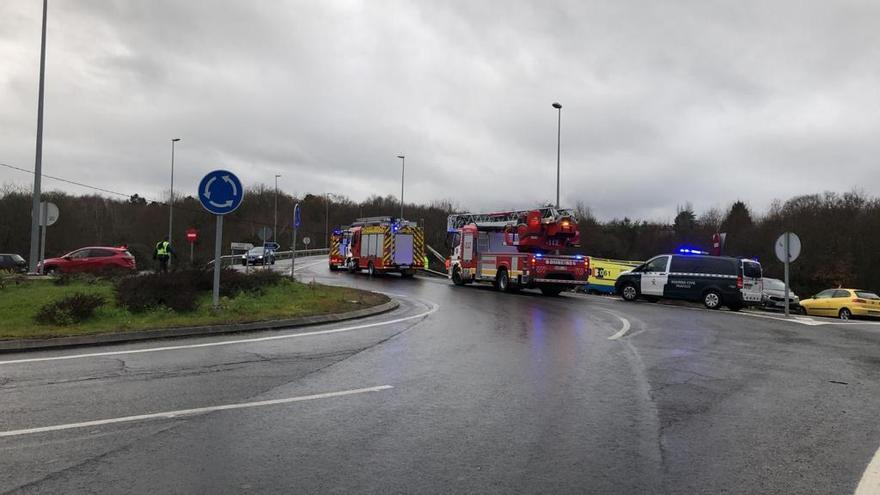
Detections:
[774, 232, 802, 317]
[186, 228, 198, 265]
[291, 203, 301, 278]
[35, 201, 59, 269]
[198, 170, 244, 308]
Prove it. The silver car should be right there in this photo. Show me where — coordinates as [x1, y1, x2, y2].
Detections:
[762, 278, 799, 310]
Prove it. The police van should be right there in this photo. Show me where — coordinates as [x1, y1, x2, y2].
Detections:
[614, 251, 763, 310]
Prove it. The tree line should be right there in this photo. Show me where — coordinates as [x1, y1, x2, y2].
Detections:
[1, 184, 877, 296]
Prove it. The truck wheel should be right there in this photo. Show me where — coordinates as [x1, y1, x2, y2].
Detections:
[620, 283, 638, 302]
[329, 263, 338, 271]
[495, 268, 510, 292]
[401, 270, 414, 279]
[368, 262, 376, 277]
[347, 260, 357, 274]
[452, 266, 466, 286]
[703, 290, 722, 310]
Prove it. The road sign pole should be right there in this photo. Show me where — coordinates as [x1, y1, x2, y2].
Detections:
[213, 215, 223, 309]
[784, 232, 790, 318]
[39, 204, 47, 269]
[291, 203, 300, 279]
[190, 243, 194, 266]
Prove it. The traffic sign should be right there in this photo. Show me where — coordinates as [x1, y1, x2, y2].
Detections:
[231, 242, 253, 251]
[264, 242, 280, 251]
[303, 237, 311, 246]
[198, 170, 244, 215]
[775, 232, 801, 263]
[186, 228, 198, 243]
[39, 202, 59, 226]
[258, 226, 272, 241]
[294, 205, 302, 227]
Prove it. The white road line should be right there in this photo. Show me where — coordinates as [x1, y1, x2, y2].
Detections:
[0, 302, 439, 366]
[855, 444, 880, 495]
[604, 312, 632, 340]
[0, 385, 393, 439]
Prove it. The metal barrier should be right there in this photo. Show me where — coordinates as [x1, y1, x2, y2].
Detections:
[207, 248, 330, 268]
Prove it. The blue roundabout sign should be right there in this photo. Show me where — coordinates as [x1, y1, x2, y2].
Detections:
[198, 170, 244, 215]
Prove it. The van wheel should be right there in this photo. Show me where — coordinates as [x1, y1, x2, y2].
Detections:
[620, 283, 638, 302]
[452, 266, 466, 286]
[839, 308, 852, 321]
[368, 262, 376, 277]
[703, 290, 722, 310]
[495, 268, 509, 292]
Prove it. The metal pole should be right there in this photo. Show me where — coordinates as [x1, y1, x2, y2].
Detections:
[290, 203, 299, 278]
[39, 203, 47, 269]
[397, 155, 405, 219]
[213, 215, 223, 309]
[28, 0, 48, 274]
[784, 232, 791, 318]
[325, 193, 329, 248]
[168, 138, 180, 268]
[553, 102, 562, 209]
[274, 175, 280, 243]
[190, 242, 194, 266]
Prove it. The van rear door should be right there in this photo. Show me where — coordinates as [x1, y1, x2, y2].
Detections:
[740, 260, 763, 304]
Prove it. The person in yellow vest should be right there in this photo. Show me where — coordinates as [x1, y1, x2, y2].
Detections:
[423, 254, 430, 271]
[153, 237, 175, 273]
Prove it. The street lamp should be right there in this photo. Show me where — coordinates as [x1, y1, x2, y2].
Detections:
[27, 0, 48, 274]
[168, 138, 181, 267]
[552, 102, 562, 209]
[324, 193, 330, 249]
[397, 155, 405, 219]
[274, 174, 281, 243]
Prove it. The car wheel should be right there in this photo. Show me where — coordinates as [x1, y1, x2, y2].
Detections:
[495, 268, 509, 292]
[45, 266, 58, 276]
[620, 283, 638, 302]
[839, 308, 852, 321]
[796, 306, 807, 315]
[703, 290, 722, 310]
[452, 266, 465, 286]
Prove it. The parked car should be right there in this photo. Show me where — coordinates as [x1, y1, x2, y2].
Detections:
[761, 277, 799, 310]
[615, 251, 763, 310]
[0, 253, 27, 273]
[39, 246, 137, 275]
[241, 247, 276, 265]
[798, 288, 880, 320]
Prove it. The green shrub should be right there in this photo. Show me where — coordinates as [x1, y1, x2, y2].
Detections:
[115, 271, 199, 312]
[35, 292, 106, 326]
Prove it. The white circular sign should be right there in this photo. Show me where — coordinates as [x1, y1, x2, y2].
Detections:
[303, 237, 311, 246]
[35, 201, 59, 226]
[775, 232, 801, 263]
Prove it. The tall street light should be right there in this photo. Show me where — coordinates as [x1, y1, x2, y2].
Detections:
[397, 155, 405, 219]
[168, 138, 181, 268]
[274, 174, 281, 243]
[552, 102, 562, 209]
[324, 193, 330, 248]
[28, 0, 48, 274]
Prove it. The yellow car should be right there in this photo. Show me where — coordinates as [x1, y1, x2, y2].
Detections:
[798, 288, 880, 320]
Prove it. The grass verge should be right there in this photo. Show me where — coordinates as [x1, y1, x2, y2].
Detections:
[0, 278, 389, 340]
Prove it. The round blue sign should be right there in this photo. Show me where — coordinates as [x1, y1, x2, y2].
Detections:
[198, 170, 244, 215]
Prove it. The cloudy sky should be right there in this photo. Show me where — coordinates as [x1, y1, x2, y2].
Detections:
[2, 0, 879, 221]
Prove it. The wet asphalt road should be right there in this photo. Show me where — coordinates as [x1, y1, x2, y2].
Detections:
[2, 256, 880, 494]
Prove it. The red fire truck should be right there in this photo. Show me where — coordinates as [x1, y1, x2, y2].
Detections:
[329, 217, 425, 277]
[446, 207, 589, 296]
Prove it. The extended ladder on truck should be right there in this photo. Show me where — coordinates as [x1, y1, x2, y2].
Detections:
[446, 207, 575, 232]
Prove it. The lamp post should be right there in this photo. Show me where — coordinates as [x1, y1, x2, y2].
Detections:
[325, 193, 330, 248]
[552, 102, 562, 209]
[28, 0, 48, 274]
[397, 154, 405, 219]
[274, 174, 281, 243]
[168, 138, 181, 267]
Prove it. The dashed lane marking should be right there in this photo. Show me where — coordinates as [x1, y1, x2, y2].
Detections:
[0, 302, 439, 366]
[0, 385, 393, 438]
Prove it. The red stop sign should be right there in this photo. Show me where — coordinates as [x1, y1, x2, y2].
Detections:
[186, 228, 198, 243]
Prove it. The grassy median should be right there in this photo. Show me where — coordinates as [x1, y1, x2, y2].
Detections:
[0, 277, 388, 340]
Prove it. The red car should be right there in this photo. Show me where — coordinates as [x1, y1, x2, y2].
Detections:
[39, 246, 136, 275]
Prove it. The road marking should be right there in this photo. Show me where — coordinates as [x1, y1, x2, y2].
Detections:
[855, 444, 880, 495]
[0, 385, 393, 438]
[605, 311, 632, 340]
[0, 302, 439, 366]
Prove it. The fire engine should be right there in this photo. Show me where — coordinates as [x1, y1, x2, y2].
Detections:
[446, 207, 589, 296]
[329, 217, 425, 277]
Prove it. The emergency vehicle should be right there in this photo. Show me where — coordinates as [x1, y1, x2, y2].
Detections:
[446, 207, 589, 296]
[329, 217, 425, 277]
[583, 257, 644, 294]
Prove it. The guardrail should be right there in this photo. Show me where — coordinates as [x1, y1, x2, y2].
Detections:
[207, 248, 330, 268]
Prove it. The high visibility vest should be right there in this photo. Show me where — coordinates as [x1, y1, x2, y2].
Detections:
[156, 241, 170, 256]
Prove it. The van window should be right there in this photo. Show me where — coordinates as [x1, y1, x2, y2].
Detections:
[692, 257, 736, 276]
[742, 261, 762, 278]
[644, 256, 669, 273]
[670, 256, 698, 273]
